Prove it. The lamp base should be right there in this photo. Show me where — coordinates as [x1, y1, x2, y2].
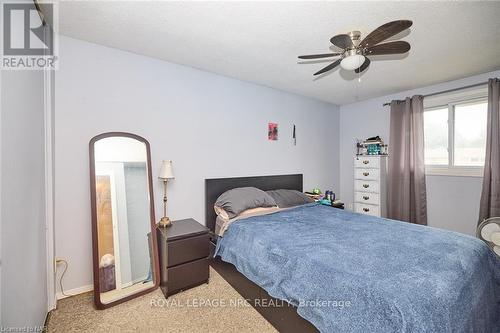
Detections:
[158, 217, 172, 228]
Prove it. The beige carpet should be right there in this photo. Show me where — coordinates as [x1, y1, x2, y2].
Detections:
[47, 267, 277, 332]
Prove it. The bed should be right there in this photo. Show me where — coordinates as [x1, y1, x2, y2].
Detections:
[206, 174, 500, 333]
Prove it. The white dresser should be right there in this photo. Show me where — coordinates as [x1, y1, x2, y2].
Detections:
[353, 155, 387, 217]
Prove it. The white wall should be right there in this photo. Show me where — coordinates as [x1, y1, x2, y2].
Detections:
[339, 69, 500, 236]
[55, 37, 340, 293]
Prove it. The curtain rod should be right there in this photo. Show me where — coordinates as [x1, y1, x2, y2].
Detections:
[382, 81, 490, 107]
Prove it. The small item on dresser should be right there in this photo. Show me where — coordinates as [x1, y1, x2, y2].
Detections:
[367, 144, 380, 155]
[324, 190, 335, 201]
[365, 135, 382, 143]
[380, 144, 389, 155]
[318, 197, 344, 209]
[305, 189, 323, 201]
[331, 200, 344, 209]
[356, 139, 364, 155]
[356, 136, 388, 156]
[318, 199, 331, 206]
[304, 192, 322, 201]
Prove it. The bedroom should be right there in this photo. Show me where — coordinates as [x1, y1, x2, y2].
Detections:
[0, 1, 499, 332]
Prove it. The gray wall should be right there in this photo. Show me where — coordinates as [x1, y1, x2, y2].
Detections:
[339, 69, 500, 236]
[54, 36, 340, 293]
[0, 70, 47, 326]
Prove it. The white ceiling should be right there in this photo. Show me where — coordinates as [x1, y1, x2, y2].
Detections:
[56, 1, 500, 105]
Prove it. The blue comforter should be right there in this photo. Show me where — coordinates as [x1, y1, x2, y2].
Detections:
[214, 203, 500, 333]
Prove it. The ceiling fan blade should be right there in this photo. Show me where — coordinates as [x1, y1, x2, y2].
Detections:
[355, 57, 370, 73]
[313, 59, 341, 76]
[366, 41, 410, 55]
[330, 34, 353, 49]
[359, 20, 412, 48]
[298, 53, 341, 59]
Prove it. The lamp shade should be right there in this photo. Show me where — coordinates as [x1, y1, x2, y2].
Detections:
[340, 54, 365, 71]
[159, 160, 174, 179]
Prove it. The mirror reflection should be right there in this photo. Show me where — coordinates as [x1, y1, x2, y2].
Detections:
[93, 136, 155, 305]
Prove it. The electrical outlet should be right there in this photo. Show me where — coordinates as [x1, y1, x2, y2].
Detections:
[54, 258, 65, 273]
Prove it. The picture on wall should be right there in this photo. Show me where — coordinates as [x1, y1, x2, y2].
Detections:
[268, 123, 278, 141]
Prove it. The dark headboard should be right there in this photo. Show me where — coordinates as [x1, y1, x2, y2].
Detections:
[204, 174, 303, 233]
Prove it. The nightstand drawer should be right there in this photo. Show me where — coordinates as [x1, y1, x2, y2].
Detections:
[167, 258, 209, 295]
[168, 234, 209, 267]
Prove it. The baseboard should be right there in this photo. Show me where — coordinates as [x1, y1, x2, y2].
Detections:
[55, 279, 148, 300]
[56, 284, 93, 300]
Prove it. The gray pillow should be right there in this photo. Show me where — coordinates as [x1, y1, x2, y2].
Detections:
[215, 187, 277, 219]
[265, 189, 313, 208]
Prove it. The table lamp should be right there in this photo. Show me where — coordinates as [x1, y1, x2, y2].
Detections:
[158, 160, 174, 228]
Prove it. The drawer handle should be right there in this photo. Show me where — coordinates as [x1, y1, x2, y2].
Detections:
[363, 196, 370, 200]
[363, 208, 370, 212]
[363, 160, 369, 164]
[363, 172, 370, 176]
[362, 184, 369, 188]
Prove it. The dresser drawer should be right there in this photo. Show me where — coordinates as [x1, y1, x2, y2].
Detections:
[166, 258, 209, 295]
[355, 192, 380, 205]
[354, 168, 379, 181]
[354, 180, 380, 193]
[354, 156, 380, 169]
[355, 203, 381, 217]
[168, 234, 209, 267]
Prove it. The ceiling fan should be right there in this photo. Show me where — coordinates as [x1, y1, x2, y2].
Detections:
[298, 20, 412, 76]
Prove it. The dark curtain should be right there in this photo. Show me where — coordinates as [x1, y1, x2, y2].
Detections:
[388, 95, 427, 225]
[479, 78, 500, 223]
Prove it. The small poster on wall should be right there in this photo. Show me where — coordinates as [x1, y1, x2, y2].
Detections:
[268, 123, 278, 141]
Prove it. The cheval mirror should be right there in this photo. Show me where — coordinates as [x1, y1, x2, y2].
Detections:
[89, 132, 160, 309]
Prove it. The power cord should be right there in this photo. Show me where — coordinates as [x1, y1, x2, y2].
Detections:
[56, 259, 72, 297]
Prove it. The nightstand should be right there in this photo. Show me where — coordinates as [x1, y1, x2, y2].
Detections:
[157, 218, 210, 298]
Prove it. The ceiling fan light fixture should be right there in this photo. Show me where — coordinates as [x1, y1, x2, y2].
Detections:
[299, 20, 412, 76]
[340, 54, 365, 71]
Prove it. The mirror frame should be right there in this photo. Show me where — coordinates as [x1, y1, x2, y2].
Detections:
[89, 132, 160, 309]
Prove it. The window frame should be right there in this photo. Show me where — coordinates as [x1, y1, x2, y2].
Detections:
[424, 88, 487, 177]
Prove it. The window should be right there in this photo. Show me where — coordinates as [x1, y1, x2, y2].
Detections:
[424, 107, 448, 165]
[423, 89, 487, 177]
[454, 102, 487, 166]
